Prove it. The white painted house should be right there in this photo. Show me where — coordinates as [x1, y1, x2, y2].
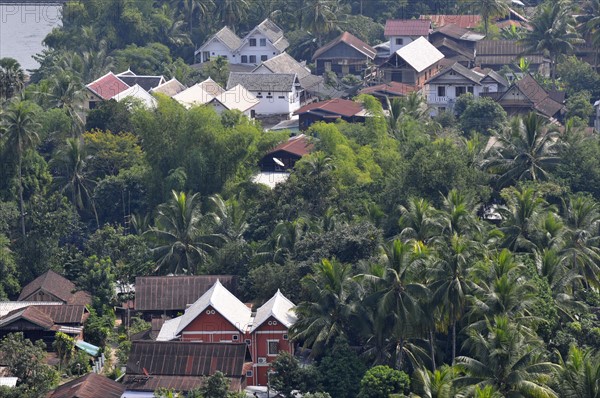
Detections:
[195, 19, 289, 65]
[384, 19, 432, 54]
[111, 84, 157, 109]
[227, 72, 302, 116]
[425, 62, 508, 114]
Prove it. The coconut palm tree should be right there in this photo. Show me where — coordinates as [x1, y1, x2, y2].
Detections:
[0, 58, 25, 101]
[471, 0, 510, 36]
[521, 0, 582, 80]
[454, 315, 560, 397]
[291, 258, 356, 358]
[482, 113, 563, 189]
[301, 0, 340, 45]
[50, 138, 98, 226]
[398, 198, 442, 243]
[215, 0, 249, 31]
[1, 99, 40, 236]
[411, 365, 457, 398]
[207, 194, 248, 243]
[557, 345, 600, 398]
[497, 187, 548, 252]
[146, 190, 223, 275]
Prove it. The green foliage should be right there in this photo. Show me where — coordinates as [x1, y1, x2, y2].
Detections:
[0, 234, 20, 299]
[459, 96, 508, 135]
[199, 371, 230, 398]
[565, 90, 594, 122]
[358, 365, 410, 398]
[85, 100, 134, 133]
[318, 338, 367, 398]
[557, 56, 600, 98]
[83, 307, 114, 347]
[270, 352, 320, 396]
[53, 331, 76, 369]
[77, 255, 116, 311]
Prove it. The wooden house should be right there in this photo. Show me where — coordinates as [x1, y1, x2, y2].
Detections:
[121, 341, 250, 397]
[475, 40, 549, 76]
[359, 81, 418, 107]
[294, 98, 366, 130]
[312, 32, 376, 76]
[378, 37, 444, 87]
[18, 270, 91, 306]
[258, 134, 313, 172]
[46, 373, 125, 398]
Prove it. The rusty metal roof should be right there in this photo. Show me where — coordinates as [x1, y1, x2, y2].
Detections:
[134, 275, 238, 311]
[18, 270, 77, 303]
[294, 98, 364, 118]
[46, 373, 125, 398]
[384, 19, 431, 37]
[313, 32, 376, 61]
[34, 305, 87, 324]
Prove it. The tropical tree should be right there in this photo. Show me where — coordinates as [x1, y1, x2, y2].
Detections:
[0, 58, 25, 100]
[482, 113, 562, 189]
[521, 0, 583, 80]
[469, 0, 510, 35]
[1, 99, 40, 236]
[301, 0, 340, 44]
[398, 198, 441, 243]
[291, 258, 356, 358]
[146, 190, 222, 275]
[497, 187, 548, 252]
[454, 316, 560, 397]
[215, 0, 249, 31]
[411, 365, 457, 398]
[556, 345, 600, 398]
[50, 138, 98, 226]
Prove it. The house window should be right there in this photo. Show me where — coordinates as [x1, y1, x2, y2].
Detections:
[245, 339, 251, 345]
[246, 370, 253, 377]
[257, 92, 263, 98]
[342, 65, 349, 75]
[278, 95, 285, 99]
[483, 86, 490, 93]
[395, 38, 404, 45]
[437, 86, 446, 97]
[202, 51, 210, 62]
[267, 92, 273, 98]
[283, 334, 288, 340]
[260, 38, 267, 46]
[249, 55, 257, 64]
[261, 55, 268, 61]
[249, 38, 257, 47]
[391, 71, 403, 82]
[325, 61, 332, 72]
[455, 86, 466, 96]
[267, 340, 279, 356]
[467, 86, 474, 94]
[241, 55, 248, 63]
[232, 335, 239, 341]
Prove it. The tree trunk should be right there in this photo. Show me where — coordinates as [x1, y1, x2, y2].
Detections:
[452, 321, 456, 361]
[18, 153, 26, 237]
[396, 339, 404, 370]
[429, 329, 436, 371]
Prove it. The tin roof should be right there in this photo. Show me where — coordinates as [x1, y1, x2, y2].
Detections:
[46, 373, 125, 398]
[420, 14, 482, 29]
[250, 290, 296, 332]
[294, 98, 364, 118]
[384, 19, 431, 37]
[395, 37, 445, 73]
[86, 72, 130, 100]
[313, 31, 377, 61]
[266, 134, 313, 157]
[18, 270, 88, 304]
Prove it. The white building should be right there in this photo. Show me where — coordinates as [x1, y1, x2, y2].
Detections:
[425, 62, 508, 114]
[227, 72, 302, 116]
[195, 19, 289, 65]
[594, 99, 600, 132]
[384, 19, 432, 54]
[111, 84, 157, 109]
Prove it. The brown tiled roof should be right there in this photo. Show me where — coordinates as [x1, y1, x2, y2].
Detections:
[34, 305, 87, 324]
[384, 19, 431, 36]
[502, 75, 564, 118]
[0, 306, 55, 329]
[66, 291, 92, 306]
[134, 275, 238, 311]
[18, 270, 77, 303]
[420, 14, 482, 29]
[46, 373, 125, 398]
[294, 98, 364, 118]
[125, 341, 248, 378]
[313, 32, 376, 61]
[268, 135, 314, 157]
[359, 81, 418, 97]
[86, 72, 130, 100]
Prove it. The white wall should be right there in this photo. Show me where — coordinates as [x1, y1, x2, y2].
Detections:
[250, 88, 300, 115]
[388, 36, 415, 53]
[200, 39, 235, 63]
[237, 32, 281, 65]
[121, 391, 154, 398]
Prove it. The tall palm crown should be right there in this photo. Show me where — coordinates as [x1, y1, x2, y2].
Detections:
[482, 113, 562, 189]
[472, 0, 510, 35]
[521, 0, 582, 79]
[0, 58, 25, 100]
[557, 345, 600, 398]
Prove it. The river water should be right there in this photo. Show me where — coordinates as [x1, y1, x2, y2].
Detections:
[0, 3, 62, 71]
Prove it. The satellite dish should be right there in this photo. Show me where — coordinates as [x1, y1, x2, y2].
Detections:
[273, 158, 285, 167]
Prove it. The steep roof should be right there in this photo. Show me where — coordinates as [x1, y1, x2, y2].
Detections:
[252, 18, 289, 52]
[434, 24, 485, 41]
[46, 373, 125, 398]
[426, 62, 485, 84]
[384, 19, 431, 36]
[150, 78, 187, 97]
[215, 84, 260, 112]
[173, 83, 216, 108]
[111, 84, 157, 108]
[134, 275, 238, 311]
[266, 134, 313, 157]
[313, 31, 377, 61]
[250, 290, 296, 332]
[18, 270, 77, 303]
[85, 72, 130, 100]
[395, 37, 445, 72]
[420, 14, 482, 29]
[0, 306, 55, 329]
[116, 72, 166, 91]
[481, 69, 509, 87]
[432, 37, 475, 60]
[211, 26, 243, 52]
[227, 72, 298, 92]
[359, 81, 418, 97]
[0, 301, 62, 317]
[254, 53, 323, 90]
[175, 280, 251, 334]
[294, 98, 365, 118]
[511, 75, 564, 118]
[198, 77, 226, 96]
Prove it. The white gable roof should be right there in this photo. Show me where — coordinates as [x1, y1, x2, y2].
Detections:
[156, 317, 181, 341]
[175, 280, 252, 334]
[395, 36, 444, 72]
[215, 84, 259, 113]
[172, 83, 215, 108]
[250, 289, 296, 332]
[111, 84, 157, 108]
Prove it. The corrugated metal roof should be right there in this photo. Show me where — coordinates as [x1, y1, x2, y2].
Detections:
[35, 305, 87, 324]
[420, 14, 482, 29]
[426, 62, 485, 84]
[175, 280, 252, 334]
[18, 270, 77, 303]
[135, 275, 238, 312]
[396, 37, 445, 72]
[0, 301, 61, 317]
[384, 19, 431, 37]
[0, 306, 54, 329]
[250, 290, 296, 332]
[122, 375, 243, 392]
[359, 81, 418, 96]
[85, 72, 130, 100]
[47, 373, 125, 398]
[434, 24, 486, 41]
[294, 98, 364, 118]
[266, 134, 313, 158]
[150, 78, 187, 97]
[0, 377, 17, 387]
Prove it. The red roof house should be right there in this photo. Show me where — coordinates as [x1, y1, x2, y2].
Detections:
[294, 98, 366, 130]
[258, 134, 314, 171]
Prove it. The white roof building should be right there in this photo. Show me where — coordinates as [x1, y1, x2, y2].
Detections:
[396, 36, 445, 73]
[250, 290, 297, 333]
[111, 84, 157, 109]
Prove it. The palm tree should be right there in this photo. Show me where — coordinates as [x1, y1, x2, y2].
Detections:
[482, 113, 563, 189]
[0, 58, 25, 100]
[472, 0, 510, 36]
[497, 187, 548, 252]
[291, 258, 356, 358]
[521, 0, 582, 80]
[207, 194, 248, 243]
[301, 0, 340, 45]
[215, 0, 249, 31]
[411, 365, 457, 398]
[50, 138, 98, 226]
[146, 190, 223, 275]
[1, 99, 40, 236]
[557, 345, 600, 398]
[439, 189, 480, 238]
[398, 198, 441, 243]
[454, 316, 560, 397]
[356, 239, 430, 369]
